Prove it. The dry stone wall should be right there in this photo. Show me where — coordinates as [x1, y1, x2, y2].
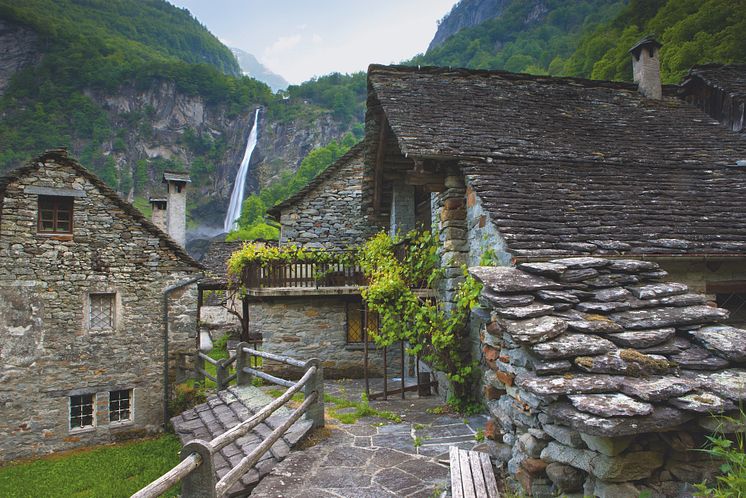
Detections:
[0, 155, 200, 461]
[469, 258, 746, 497]
[278, 149, 378, 249]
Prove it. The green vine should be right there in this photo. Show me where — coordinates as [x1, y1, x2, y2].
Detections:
[358, 230, 483, 409]
[227, 243, 355, 275]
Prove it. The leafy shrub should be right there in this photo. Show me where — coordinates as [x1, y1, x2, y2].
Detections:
[168, 383, 206, 416]
[695, 410, 746, 497]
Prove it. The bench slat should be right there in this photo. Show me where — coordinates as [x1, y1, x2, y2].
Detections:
[469, 450, 488, 498]
[458, 449, 477, 498]
[478, 451, 500, 498]
[450, 446, 464, 498]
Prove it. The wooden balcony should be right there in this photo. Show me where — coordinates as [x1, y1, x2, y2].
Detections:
[240, 251, 365, 291]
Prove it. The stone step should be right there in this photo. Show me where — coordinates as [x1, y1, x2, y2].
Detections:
[171, 385, 314, 495]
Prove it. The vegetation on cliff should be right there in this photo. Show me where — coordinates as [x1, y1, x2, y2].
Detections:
[412, 0, 746, 84]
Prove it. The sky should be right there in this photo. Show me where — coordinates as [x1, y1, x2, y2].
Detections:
[167, 0, 457, 84]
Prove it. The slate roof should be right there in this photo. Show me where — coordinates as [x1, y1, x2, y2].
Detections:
[199, 240, 245, 286]
[163, 171, 191, 183]
[0, 149, 204, 270]
[684, 63, 746, 98]
[366, 64, 746, 258]
[267, 142, 364, 219]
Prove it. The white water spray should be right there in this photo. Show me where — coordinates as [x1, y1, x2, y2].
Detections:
[223, 108, 260, 233]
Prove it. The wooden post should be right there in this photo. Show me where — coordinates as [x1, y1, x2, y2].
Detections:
[400, 341, 405, 400]
[303, 359, 325, 429]
[196, 353, 205, 385]
[235, 342, 252, 386]
[216, 358, 227, 390]
[383, 345, 388, 401]
[363, 307, 370, 399]
[180, 440, 217, 498]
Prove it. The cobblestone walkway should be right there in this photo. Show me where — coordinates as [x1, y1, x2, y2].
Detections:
[251, 380, 489, 497]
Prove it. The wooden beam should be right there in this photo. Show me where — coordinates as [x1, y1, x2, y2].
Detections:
[404, 171, 446, 186]
[373, 113, 387, 212]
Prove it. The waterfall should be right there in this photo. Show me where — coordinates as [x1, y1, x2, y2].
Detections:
[223, 108, 260, 233]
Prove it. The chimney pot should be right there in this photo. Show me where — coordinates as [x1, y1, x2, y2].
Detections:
[629, 36, 662, 100]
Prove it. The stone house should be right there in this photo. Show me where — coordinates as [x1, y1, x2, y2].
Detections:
[0, 149, 203, 462]
[357, 39, 746, 496]
[198, 144, 384, 378]
[362, 41, 746, 325]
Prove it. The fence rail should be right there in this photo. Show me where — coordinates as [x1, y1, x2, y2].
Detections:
[241, 251, 364, 289]
[133, 344, 324, 498]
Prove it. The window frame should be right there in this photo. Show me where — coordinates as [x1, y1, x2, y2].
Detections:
[69, 393, 96, 432]
[88, 292, 116, 330]
[108, 389, 132, 424]
[345, 299, 378, 344]
[37, 195, 74, 234]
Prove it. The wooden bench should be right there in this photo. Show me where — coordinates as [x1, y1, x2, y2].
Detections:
[449, 446, 499, 498]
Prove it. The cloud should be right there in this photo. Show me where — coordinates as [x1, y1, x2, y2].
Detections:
[311, 33, 323, 44]
[263, 34, 302, 56]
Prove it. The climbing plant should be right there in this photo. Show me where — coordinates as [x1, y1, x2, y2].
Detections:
[227, 243, 356, 276]
[357, 230, 483, 409]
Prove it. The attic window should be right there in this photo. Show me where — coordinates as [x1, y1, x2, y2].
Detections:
[38, 195, 73, 234]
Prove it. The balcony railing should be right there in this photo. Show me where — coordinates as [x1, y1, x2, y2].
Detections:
[240, 251, 364, 289]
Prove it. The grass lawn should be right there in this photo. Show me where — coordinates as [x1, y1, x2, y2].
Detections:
[0, 435, 182, 498]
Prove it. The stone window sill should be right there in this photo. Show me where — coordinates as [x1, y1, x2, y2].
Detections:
[345, 343, 378, 351]
[69, 426, 96, 435]
[109, 420, 133, 428]
[37, 233, 73, 241]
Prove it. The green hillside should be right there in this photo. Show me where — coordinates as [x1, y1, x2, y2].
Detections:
[411, 0, 626, 75]
[412, 0, 746, 84]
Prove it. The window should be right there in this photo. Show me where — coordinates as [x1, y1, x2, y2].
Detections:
[346, 300, 378, 343]
[89, 293, 115, 329]
[109, 390, 131, 423]
[717, 293, 746, 327]
[70, 394, 95, 430]
[37, 195, 73, 233]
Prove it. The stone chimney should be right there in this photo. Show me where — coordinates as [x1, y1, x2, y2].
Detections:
[148, 197, 168, 233]
[629, 36, 662, 100]
[162, 172, 191, 246]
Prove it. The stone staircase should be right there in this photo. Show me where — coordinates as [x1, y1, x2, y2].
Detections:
[171, 385, 313, 496]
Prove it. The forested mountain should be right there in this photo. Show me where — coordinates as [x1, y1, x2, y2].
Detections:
[414, 0, 746, 84]
[0, 0, 361, 234]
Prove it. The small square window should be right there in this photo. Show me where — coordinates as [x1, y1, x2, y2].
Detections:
[70, 394, 95, 430]
[90, 293, 115, 329]
[109, 390, 131, 423]
[37, 195, 73, 234]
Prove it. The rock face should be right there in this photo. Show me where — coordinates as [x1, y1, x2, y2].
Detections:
[427, 0, 512, 51]
[0, 19, 41, 95]
[470, 257, 744, 497]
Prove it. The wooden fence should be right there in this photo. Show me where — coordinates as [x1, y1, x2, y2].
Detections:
[132, 344, 324, 498]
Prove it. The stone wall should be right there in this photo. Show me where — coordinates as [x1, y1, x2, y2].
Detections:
[278, 148, 379, 249]
[0, 155, 200, 461]
[250, 296, 383, 379]
[469, 258, 746, 497]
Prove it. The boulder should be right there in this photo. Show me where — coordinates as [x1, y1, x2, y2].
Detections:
[530, 334, 616, 359]
[482, 290, 535, 307]
[568, 394, 654, 417]
[608, 305, 729, 330]
[550, 257, 609, 269]
[542, 424, 586, 448]
[470, 266, 561, 293]
[605, 328, 675, 348]
[540, 441, 664, 482]
[628, 283, 689, 300]
[545, 462, 585, 493]
[536, 289, 580, 304]
[495, 303, 555, 320]
[606, 260, 660, 273]
[517, 262, 568, 278]
[546, 403, 694, 437]
[689, 326, 746, 362]
[620, 376, 696, 401]
[516, 373, 623, 396]
[668, 392, 730, 413]
[504, 316, 568, 345]
[579, 433, 634, 457]
[567, 319, 625, 334]
[593, 287, 633, 302]
[669, 345, 730, 370]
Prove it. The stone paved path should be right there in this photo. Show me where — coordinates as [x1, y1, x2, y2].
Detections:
[171, 385, 313, 494]
[251, 380, 490, 497]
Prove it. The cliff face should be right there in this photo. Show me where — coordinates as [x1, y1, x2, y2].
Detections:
[428, 0, 511, 51]
[85, 82, 351, 228]
[0, 19, 41, 95]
